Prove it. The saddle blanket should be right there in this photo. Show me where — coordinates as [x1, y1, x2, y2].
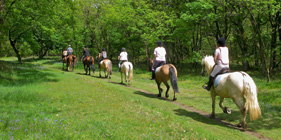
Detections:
[214, 73, 229, 87]
[155, 66, 163, 74]
[99, 60, 104, 65]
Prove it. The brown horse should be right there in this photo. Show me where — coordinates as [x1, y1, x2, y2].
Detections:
[154, 64, 179, 100]
[67, 55, 77, 71]
[62, 56, 67, 70]
[148, 58, 154, 71]
[97, 53, 112, 79]
[83, 56, 95, 75]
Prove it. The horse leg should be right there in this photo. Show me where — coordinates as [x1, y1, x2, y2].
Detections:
[99, 68, 101, 77]
[157, 82, 163, 97]
[210, 94, 216, 119]
[163, 81, 170, 99]
[121, 73, 123, 84]
[88, 66, 91, 75]
[219, 97, 231, 114]
[232, 98, 247, 129]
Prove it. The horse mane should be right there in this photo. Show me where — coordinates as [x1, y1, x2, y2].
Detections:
[202, 55, 215, 74]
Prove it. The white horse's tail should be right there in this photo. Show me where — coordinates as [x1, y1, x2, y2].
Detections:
[128, 63, 133, 81]
[242, 72, 262, 121]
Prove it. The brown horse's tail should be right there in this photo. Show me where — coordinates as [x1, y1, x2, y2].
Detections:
[73, 55, 77, 66]
[169, 66, 179, 93]
[90, 57, 95, 72]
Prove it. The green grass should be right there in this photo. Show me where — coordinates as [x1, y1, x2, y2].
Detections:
[0, 57, 280, 139]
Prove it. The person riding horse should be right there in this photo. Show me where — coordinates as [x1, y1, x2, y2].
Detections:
[150, 40, 166, 80]
[202, 37, 230, 91]
[62, 48, 67, 60]
[99, 48, 107, 68]
[67, 44, 73, 56]
[118, 48, 128, 71]
[82, 45, 90, 63]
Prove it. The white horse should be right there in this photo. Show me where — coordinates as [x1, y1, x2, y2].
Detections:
[120, 62, 133, 85]
[201, 55, 261, 129]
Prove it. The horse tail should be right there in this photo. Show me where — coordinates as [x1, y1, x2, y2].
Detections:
[90, 57, 95, 72]
[73, 56, 77, 66]
[242, 72, 261, 121]
[128, 63, 133, 81]
[108, 61, 112, 75]
[169, 65, 179, 93]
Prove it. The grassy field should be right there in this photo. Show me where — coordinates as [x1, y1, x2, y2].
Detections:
[0, 57, 280, 139]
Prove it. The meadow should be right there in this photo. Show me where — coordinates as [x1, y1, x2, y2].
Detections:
[0, 57, 280, 139]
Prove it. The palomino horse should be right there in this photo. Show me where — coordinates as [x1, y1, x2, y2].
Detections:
[67, 55, 77, 71]
[201, 55, 261, 129]
[97, 53, 112, 79]
[83, 56, 95, 75]
[154, 64, 179, 101]
[120, 62, 133, 85]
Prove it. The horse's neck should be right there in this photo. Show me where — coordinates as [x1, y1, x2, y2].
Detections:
[207, 63, 214, 75]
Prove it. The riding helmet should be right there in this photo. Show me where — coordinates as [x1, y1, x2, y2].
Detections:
[157, 40, 163, 47]
[102, 48, 105, 51]
[217, 38, 226, 46]
[121, 48, 126, 51]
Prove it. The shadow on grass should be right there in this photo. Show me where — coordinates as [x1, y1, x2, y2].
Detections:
[0, 60, 59, 86]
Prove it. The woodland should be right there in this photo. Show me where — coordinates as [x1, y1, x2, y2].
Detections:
[0, 0, 280, 82]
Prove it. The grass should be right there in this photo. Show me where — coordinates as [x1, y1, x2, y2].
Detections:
[0, 57, 280, 139]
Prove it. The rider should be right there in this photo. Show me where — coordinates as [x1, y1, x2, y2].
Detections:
[67, 44, 73, 56]
[118, 48, 128, 71]
[82, 45, 90, 63]
[202, 37, 230, 91]
[99, 48, 107, 68]
[62, 48, 67, 60]
[150, 40, 166, 80]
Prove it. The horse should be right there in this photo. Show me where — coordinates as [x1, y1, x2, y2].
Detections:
[62, 56, 67, 70]
[148, 58, 154, 71]
[154, 64, 179, 101]
[67, 55, 77, 71]
[120, 62, 133, 85]
[201, 55, 261, 129]
[83, 56, 95, 75]
[97, 53, 112, 79]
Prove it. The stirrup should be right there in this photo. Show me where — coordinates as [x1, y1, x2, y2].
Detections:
[202, 84, 210, 91]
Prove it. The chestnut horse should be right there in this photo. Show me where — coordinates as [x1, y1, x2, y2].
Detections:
[154, 64, 179, 101]
[67, 55, 77, 71]
[120, 62, 133, 85]
[83, 56, 95, 75]
[97, 53, 112, 79]
[201, 55, 261, 129]
[62, 56, 67, 70]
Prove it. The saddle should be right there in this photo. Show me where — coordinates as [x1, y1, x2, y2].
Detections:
[155, 66, 163, 74]
[213, 68, 231, 87]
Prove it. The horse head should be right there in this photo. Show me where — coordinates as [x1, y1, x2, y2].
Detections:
[201, 55, 215, 76]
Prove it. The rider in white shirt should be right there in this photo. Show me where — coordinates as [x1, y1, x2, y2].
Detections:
[118, 48, 128, 71]
[150, 40, 166, 80]
[203, 38, 230, 91]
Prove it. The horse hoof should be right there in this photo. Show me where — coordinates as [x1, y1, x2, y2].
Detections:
[173, 98, 177, 101]
[158, 94, 161, 97]
[226, 109, 231, 114]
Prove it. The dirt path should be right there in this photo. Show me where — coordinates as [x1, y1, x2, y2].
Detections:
[118, 83, 271, 140]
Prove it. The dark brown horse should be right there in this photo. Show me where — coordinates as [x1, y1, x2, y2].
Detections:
[83, 56, 95, 75]
[97, 53, 112, 79]
[67, 55, 77, 71]
[62, 56, 67, 70]
[155, 64, 179, 100]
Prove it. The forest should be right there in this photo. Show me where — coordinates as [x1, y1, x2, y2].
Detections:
[0, 0, 280, 82]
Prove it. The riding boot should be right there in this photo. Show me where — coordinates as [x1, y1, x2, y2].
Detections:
[150, 71, 155, 80]
[203, 76, 214, 91]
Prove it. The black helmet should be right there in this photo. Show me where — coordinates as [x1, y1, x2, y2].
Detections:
[157, 40, 163, 46]
[102, 48, 105, 51]
[217, 38, 226, 46]
[121, 48, 126, 51]
[84, 45, 87, 48]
